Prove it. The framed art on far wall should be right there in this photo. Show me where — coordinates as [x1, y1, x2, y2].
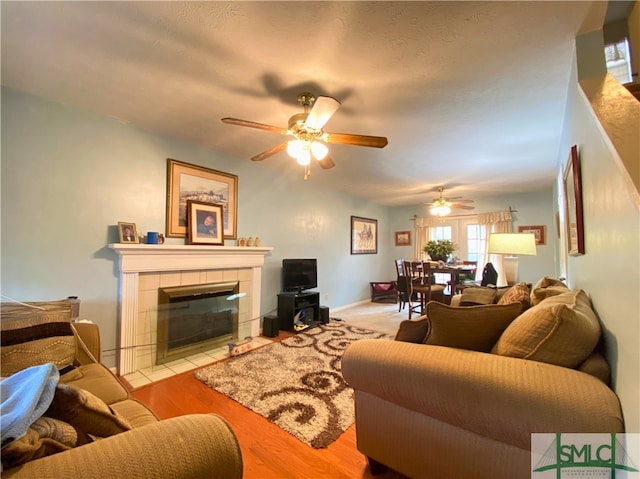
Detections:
[187, 200, 224, 246]
[117, 222, 139, 243]
[166, 158, 238, 239]
[351, 216, 378, 254]
[563, 145, 585, 255]
[517, 225, 546, 246]
[395, 230, 411, 246]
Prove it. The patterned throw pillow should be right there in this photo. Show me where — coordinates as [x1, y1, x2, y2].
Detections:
[492, 290, 601, 368]
[497, 282, 531, 313]
[425, 301, 522, 352]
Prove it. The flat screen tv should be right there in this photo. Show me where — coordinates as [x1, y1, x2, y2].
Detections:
[282, 259, 317, 293]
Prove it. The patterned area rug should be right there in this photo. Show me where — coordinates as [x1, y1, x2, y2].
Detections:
[194, 322, 391, 448]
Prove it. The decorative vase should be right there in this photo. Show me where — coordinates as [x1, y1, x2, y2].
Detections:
[255, 237, 261, 247]
[247, 237, 255, 247]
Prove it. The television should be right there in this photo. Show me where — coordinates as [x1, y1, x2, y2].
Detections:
[282, 259, 318, 293]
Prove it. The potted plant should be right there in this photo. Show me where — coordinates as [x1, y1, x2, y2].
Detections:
[423, 239, 456, 262]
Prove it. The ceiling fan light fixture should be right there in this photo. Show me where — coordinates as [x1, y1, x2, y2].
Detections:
[310, 141, 328, 160]
[430, 204, 451, 217]
[296, 149, 311, 166]
[286, 139, 304, 157]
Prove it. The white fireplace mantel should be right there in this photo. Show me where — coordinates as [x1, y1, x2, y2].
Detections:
[109, 244, 273, 375]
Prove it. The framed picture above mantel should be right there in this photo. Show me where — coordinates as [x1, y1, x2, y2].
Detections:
[166, 159, 238, 239]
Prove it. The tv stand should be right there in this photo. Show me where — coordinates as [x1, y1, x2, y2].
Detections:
[277, 290, 320, 332]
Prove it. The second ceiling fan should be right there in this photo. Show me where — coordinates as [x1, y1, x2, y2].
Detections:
[426, 187, 475, 217]
[221, 92, 388, 179]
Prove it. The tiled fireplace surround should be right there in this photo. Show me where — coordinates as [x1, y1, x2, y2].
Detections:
[110, 244, 273, 384]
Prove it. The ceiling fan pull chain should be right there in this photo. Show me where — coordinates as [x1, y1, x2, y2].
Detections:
[304, 164, 311, 180]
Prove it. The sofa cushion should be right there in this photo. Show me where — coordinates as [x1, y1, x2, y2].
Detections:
[497, 282, 531, 313]
[45, 382, 132, 437]
[530, 276, 569, 306]
[459, 287, 497, 306]
[492, 290, 601, 368]
[60, 362, 129, 406]
[424, 301, 522, 352]
[1, 315, 76, 377]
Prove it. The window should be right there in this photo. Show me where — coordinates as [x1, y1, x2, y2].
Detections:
[429, 225, 452, 242]
[466, 224, 486, 263]
[605, 39, 632, 84]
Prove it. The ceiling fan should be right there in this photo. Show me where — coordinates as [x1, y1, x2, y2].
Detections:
[425, 187, 475, 217]
[221, 92, 388, 179]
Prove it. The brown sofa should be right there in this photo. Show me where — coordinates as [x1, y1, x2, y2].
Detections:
[342, 278, 624, 479]
[1, 299, 243, 479]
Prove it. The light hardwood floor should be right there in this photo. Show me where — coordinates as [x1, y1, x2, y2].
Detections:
[128, 301, 409, 479]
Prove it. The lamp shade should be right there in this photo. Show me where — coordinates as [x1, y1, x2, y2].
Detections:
[487, 233, 537, 256]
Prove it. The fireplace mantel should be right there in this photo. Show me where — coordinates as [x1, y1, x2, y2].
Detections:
[109, 244, 273, 375]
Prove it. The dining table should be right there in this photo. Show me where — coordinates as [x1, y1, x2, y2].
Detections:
[429, 263, 477, 297]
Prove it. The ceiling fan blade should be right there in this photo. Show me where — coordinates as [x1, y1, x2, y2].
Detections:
[250, 143, 287, 162]
[305, 96, 341, 130]
[453, 199, 474, 203]
[221, 117, 287, 135]
[451, 204, 475, 210]
[318, 155, 335, 170]
[324, 132, 388, 148]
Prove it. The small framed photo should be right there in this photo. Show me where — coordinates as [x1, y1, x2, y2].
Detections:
[118, 222, 139, 243]
[351, 216, 378, 255]
[395, 230, 412, 246]
[187, 200, 224, 245]
[518, 225, 546, 246]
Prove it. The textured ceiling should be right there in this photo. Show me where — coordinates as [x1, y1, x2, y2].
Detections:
[1, 1, 606, 206]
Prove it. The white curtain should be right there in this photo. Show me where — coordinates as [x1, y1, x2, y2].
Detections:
[414, 217, 443, 260]
[477, 210, 513, 287]
[414, 210, 513, 286]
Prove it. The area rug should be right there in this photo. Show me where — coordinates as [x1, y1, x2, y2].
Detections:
[194, 322, 391, 448]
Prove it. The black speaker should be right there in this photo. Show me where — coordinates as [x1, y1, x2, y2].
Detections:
[319, 306, 330, 324]
[263, 315, 279, 338]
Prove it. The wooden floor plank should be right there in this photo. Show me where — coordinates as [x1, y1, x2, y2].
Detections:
[128, 359, 406, 479]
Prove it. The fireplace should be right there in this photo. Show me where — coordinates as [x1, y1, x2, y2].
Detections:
[109, 244, 273, 375]
[156, 281, 240, 365]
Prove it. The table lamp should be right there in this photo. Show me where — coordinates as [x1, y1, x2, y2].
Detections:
[487, 233, 537, 285]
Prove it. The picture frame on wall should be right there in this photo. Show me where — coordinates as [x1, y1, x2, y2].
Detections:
[118, 222, 139, 243]
[395, 230, 412, 246]
[563, 145, 585, 255]
[166, 158, 238, 239]
[517, 225, 546, 246]
[186, 200, 224, 246]
[351, 216, 378, 254]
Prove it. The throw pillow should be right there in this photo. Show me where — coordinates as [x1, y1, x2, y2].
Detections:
[530, 277, 569, 305]
[424, 301, 522, 352]
[394, 316, 430, 343]
[497, 282, 532, 313]
[1, 299, 76, 377]
[492, 289, 601, 368]
[0, 417, 92, 470]
[459, 287, 497, 306]
[45, 383, 133, 437]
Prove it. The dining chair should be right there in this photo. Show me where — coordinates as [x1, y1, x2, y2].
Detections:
[406, 261, 446, 314]
[394, 260, 422, 318]
[451, 260, 478, 294]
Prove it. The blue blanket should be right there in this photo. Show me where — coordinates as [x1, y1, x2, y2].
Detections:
[1, 363, 59, 446]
